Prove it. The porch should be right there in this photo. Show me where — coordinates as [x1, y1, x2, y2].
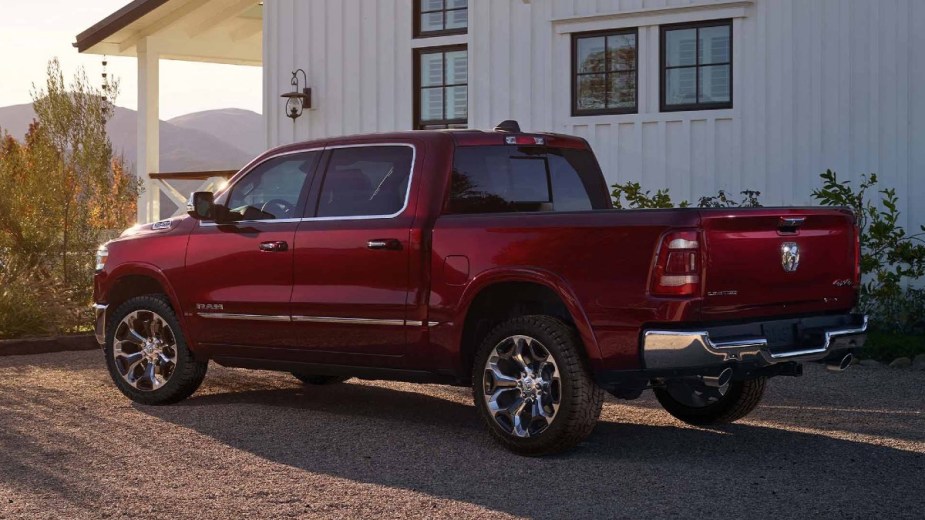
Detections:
[75, 0, 263, 222]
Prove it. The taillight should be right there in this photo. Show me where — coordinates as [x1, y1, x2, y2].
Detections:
[651, 231, 701, 297]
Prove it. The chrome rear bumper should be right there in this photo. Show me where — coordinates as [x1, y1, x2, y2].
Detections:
[93, 304, 108, 347]
[642, 314, 868, 370]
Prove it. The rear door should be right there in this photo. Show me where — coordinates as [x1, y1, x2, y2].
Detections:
[700, 208, 859, 320]
[183, 150, 321, 349]
[289, 143, 417, 365]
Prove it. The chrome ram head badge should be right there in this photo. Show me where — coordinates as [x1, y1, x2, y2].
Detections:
[781, 242, 800, 272]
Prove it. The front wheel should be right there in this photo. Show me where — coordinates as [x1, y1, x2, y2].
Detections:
[472, 316, 604, 456]
[653, 377, 767, 425]
[104, 295, 208, 406]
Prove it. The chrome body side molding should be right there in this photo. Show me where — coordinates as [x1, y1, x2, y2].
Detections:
[197, 313, 438, 327]
[197, 313, 291, 322]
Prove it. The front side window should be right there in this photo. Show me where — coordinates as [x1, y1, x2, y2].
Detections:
[415, 0, 467, 38]
[315, 146, 414, 218]
[448, 146, 610, 214]
[225, 152, 319, 221]
[415, 46, 468, 129]
[573, 29, 638, 115]
[661, 20, 732, 111]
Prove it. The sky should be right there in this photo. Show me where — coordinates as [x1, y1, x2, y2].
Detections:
[0, 0, 262, 119]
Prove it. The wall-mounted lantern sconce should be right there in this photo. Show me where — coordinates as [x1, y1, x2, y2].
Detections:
[281, 68, 312, 120]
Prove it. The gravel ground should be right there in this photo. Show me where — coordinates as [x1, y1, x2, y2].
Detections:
[0, 351, 923, 519]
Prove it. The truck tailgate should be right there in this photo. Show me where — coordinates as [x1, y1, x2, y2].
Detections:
[699, 208, 858, 320]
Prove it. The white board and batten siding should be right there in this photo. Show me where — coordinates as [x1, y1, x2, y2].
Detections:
[264, 0, 925, 231]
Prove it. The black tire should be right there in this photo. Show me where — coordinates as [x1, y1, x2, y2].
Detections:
[291, 373, 350, 385]
[104, 295, 208, 405]
[654, 377, 767, 425]
[472, 315, 604, 456]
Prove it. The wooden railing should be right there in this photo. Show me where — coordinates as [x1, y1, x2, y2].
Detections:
[148, 169, 239, 218]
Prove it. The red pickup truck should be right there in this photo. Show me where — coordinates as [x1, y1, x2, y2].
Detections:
[93, 122, 866, 455]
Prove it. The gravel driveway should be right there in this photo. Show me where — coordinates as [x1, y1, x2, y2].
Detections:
[1, 351, 923, 519]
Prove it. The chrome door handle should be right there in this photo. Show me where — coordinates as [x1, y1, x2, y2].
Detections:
[367, 239, 402, 251]
[259, 241, 289, 252]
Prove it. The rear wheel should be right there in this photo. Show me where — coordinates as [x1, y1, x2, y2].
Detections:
[472, 316, 604, 456]
[291, 373, 349, 385]
[104, 295, 208, 405]
[654, 377, 767, 425]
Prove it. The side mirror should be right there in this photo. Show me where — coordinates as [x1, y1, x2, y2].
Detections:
[187, 192, 215, 220]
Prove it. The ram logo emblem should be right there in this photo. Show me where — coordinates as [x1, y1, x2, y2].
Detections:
[196, 303, 224, 311]
[781, 242, 800, 273]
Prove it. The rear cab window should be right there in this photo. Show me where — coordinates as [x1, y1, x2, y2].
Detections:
[447, 141, 610, 215]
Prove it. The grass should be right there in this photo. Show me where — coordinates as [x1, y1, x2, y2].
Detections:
[861, 330, 925, 362]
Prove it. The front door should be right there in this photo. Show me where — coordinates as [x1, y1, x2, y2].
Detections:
[290, 144, 416, 365]
[183, 150, 321, 349]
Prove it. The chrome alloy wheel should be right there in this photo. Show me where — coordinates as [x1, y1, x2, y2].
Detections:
[482, 335, 561, 438]
[112, 310, 178, 392]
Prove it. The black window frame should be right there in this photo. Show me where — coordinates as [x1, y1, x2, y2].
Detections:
[571, 28, 640, 117]
[413, 44, 468, 130]
[660, 19, 733, 112]
[413, 0, 468, 39]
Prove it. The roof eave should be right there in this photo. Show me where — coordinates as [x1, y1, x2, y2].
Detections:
[74, 0, 170, 53]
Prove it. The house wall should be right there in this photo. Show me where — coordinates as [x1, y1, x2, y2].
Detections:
[264, 0, 925, 231]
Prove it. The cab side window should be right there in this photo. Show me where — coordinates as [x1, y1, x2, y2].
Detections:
[315, 146, 414, 218]
[226, 152, 319, 221]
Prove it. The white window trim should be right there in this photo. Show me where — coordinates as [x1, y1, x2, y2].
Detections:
[552, 0, 752, 34]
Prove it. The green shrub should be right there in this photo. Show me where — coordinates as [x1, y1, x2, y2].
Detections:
[611, 182, 687, 209]
[862, 330, 925, 362]
[811, 170, 925, 332]
[0, 261, 54, 339]
[610, 182, 762, 209]
[697, 189, 762, 208]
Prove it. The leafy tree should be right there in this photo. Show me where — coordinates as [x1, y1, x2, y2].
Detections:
[0, 58, 141, 338]
[28, 58, 138, 283]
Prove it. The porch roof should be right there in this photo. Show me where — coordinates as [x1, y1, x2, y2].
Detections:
[74, 0, 262, 66]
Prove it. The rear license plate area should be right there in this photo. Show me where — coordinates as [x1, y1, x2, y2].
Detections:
[762, 322, 795, 347]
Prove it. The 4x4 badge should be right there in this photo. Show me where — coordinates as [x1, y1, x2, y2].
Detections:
[781, 242, 800, 272]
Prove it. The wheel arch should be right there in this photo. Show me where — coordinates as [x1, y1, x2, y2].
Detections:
[454, 268, 601, 382]
[104, 263, 185, 325]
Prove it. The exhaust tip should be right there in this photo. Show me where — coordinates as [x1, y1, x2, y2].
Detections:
[702, 367, 733, 387]
[826, 353, 853, 372]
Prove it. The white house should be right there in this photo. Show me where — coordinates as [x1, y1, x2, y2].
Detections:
[76, 0, 925, 233]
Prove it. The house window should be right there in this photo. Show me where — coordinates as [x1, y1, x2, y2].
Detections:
[572, 29, 638, 116]
[414, 0, 467, 38]
[660, 19, 732, 111]
[414, 45, 468, 129]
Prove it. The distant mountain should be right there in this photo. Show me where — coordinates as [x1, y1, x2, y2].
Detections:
[0, 103, 263, 174]
[169, 108, 264, 157]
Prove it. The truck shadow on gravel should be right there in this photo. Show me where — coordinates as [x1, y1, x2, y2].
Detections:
[137, 379, 925, 518]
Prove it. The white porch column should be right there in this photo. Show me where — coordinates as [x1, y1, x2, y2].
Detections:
[136, 38, 160, 223]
